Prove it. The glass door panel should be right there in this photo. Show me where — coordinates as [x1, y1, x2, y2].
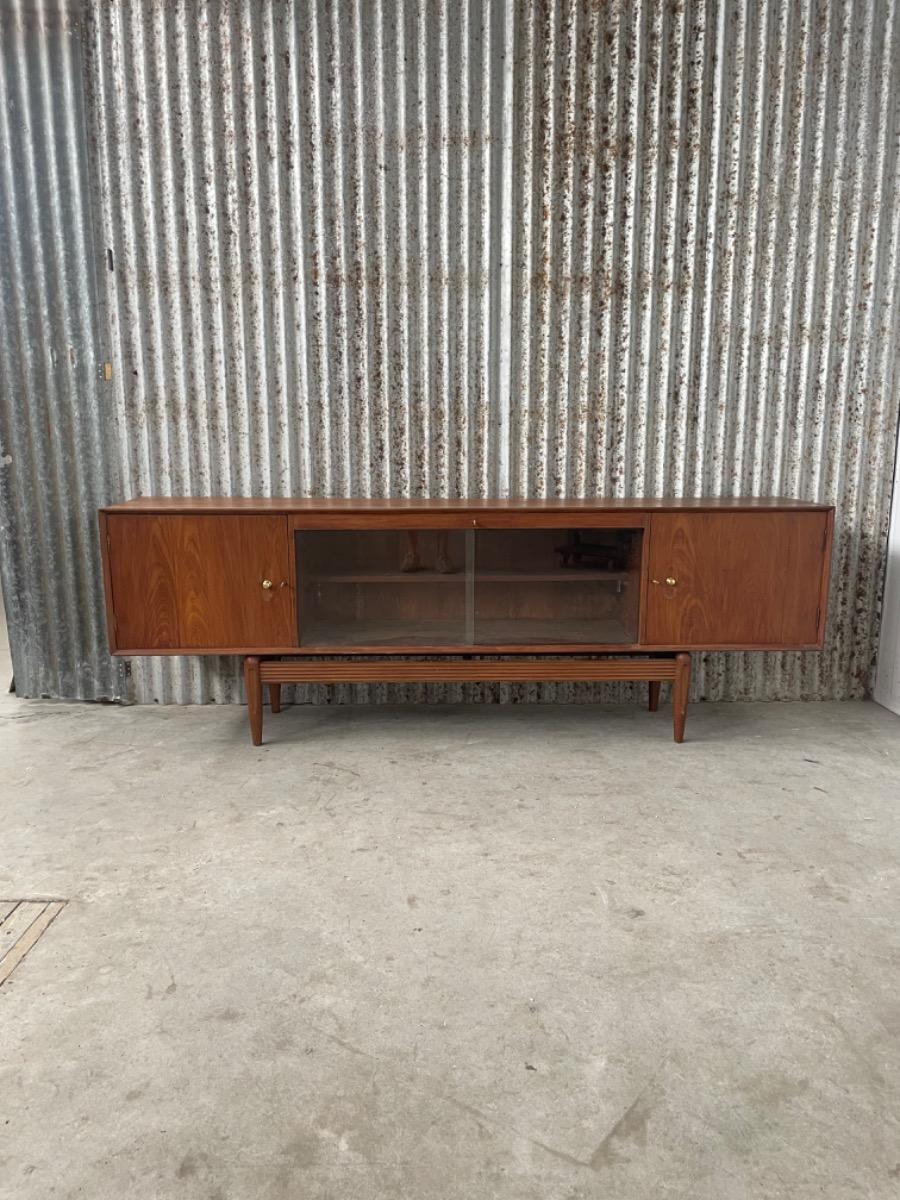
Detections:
[474, 527, 642, 645]
[296, 529, 470, 647]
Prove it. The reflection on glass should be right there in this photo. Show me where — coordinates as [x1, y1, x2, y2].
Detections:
[474, 528, 642, 645]
[296, 526, 643, 648]
[296, 529, 468, 646]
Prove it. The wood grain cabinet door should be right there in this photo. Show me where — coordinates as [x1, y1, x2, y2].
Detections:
[643, 512, 830, 648]
[105, 515, 295, 651]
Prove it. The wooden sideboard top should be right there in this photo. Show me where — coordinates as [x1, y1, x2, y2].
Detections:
[102, 496, 833, 514]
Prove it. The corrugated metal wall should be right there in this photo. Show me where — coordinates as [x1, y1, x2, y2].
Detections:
[0, 1, 125, 700]
[1, 0, 899, 705]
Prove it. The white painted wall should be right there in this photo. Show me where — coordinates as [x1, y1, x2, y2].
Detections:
[875, 434, 900, 715]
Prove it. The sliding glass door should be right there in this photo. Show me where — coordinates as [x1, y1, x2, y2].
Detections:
[295, 525, 643, 648]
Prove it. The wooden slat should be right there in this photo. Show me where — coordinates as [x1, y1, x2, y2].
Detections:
[0, 902, 47, 950]
[0, 901, 66, 987]
[259, 658, 679, 685]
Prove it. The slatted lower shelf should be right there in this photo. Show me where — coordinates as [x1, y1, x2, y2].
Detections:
[259, 657, 680, 685]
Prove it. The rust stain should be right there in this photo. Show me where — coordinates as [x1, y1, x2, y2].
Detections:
[0, 0, 898, 704]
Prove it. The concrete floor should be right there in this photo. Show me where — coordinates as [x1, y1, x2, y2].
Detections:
[1, 691, 899, 1200]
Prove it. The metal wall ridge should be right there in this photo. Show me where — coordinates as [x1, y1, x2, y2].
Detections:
[1, 0, 899, 705]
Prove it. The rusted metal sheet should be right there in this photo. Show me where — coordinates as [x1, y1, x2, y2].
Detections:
[1, 0, 899, 705]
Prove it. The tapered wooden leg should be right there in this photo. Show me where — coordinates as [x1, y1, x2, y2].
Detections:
[269, 683, 281, 714]
[244, 656, 263, 746]
[672, 652, 691, 743]
[648, 680, 661, 712]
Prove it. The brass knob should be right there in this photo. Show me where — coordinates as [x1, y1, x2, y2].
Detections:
[261, 579, 274, 590]
[665, 576, 677, 586]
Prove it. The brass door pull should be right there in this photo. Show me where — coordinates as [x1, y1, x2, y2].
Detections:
[651, 576, 678, 586]
[261, 579, 274, 590]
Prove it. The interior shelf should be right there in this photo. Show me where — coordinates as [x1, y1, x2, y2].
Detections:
[308, 572, 462, 584]
[300, 617, 632, 648]
[478, 570, 629, 583]
[308, 569, 630, 584]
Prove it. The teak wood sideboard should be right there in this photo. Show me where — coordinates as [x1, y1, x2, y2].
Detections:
[98, 497, 834, 745]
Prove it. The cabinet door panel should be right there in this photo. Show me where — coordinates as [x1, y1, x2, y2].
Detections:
[644, 512, 828, 647]
[107, 515, 295, 650]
